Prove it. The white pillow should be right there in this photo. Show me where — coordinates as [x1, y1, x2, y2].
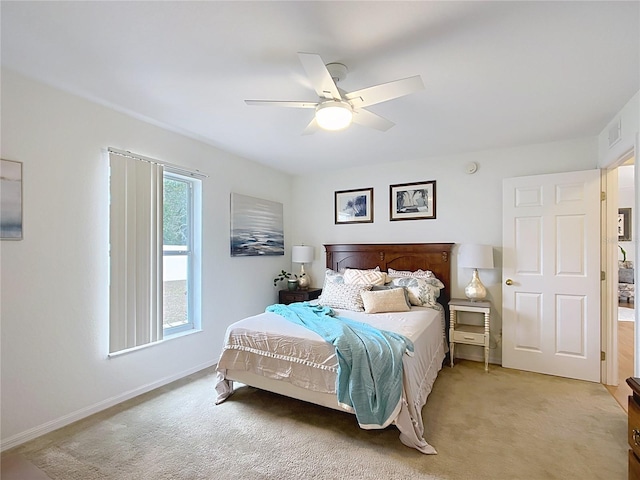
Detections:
[318, 282, 372, 311]
[343, 268, 387, 286]
[371, 285, 411, 308]
[361, 288, 411, 314]
[389, 277, 440, 307]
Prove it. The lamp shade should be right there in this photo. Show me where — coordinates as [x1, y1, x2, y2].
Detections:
[458, 244, 494, 269]
[292, 245, 314, 264]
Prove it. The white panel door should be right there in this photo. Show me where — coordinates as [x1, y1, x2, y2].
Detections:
[502, 170, 600, 382]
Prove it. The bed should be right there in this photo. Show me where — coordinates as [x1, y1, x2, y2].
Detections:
[215, 243, 454, 454]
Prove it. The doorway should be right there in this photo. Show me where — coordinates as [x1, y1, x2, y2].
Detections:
[605, 158, 635, 410]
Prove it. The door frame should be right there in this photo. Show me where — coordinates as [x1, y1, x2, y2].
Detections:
[602, 147, 636, 386]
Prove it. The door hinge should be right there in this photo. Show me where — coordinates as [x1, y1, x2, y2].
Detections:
[601, 351, 606, 361]
[601, 271, 606, 281]
[601, 191, 606, 201]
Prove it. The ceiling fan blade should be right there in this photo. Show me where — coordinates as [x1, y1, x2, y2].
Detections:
[245, 100, 317, 108]
[302, 117, 319, 135]
[345, 75, 424, 108]
[297, 52, 341, 100]
[351, 108, 395, 131]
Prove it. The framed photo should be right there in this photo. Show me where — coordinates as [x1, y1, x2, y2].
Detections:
[390, 180, 436, 221]
[1, 159, 23, 240]
[619, 207, 632, 241]
[335, 188, 373, 224]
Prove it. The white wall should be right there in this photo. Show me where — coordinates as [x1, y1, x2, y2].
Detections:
[291, 137, 599, 365]
[0, 70, 293, 448]
[598, 91, 639, 169]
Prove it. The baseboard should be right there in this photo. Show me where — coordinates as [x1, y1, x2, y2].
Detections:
[453, 351, 501, 365]
[1, 360, 217, 452]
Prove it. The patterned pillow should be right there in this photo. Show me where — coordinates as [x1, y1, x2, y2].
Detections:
[343, 268, 387, 286]
[318, 282, 372, 311]
[323, 268, 345, 284]
[387, 268, 445, 289]
[389, 277, 440, 307]
[361, 288, 411, 314]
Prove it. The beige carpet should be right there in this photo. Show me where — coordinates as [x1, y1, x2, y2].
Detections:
[5, 361, 627, 480]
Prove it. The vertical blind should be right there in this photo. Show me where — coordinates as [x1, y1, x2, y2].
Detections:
[109, 151, 164, 353]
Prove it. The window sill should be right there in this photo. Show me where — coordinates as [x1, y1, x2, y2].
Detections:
[108, 328, 203, 358]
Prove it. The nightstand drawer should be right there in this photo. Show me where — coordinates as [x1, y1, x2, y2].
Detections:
[630, 449, 640, 480]
[629, 395, 640, 460]
[284, 292, 307, 303]
[278, 288, 322, 305]
[452, 328, 486, 345]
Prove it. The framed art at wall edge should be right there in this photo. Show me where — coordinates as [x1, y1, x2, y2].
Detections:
[335, 187, 373, 224]
[619, 207, 632, 241]
[1, 158, 23, 240]
[390, 180, 436, 221]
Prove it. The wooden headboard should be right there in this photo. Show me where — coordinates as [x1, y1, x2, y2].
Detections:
[324, 243, 454, 307]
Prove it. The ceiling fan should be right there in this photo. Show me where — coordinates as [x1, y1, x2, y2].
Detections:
[245, 52, 425, 134]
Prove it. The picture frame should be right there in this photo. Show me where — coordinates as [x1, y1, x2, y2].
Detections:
[619, 207, 632, 241]
[230, 192, 284, 256]
[335, 188, 373, 224]
[1, 159, 23, 240]
[390, 180, 436, 221]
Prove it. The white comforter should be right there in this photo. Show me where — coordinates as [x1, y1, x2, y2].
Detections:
[215, 305, 446, 454]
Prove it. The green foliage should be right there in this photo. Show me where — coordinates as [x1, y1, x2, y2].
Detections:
[620, 244, 627, 262]
[273, 270, 297, 287]
[163, 177, 188, 245]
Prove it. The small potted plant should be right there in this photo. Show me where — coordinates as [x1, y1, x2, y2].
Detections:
[273, 270, 299, 290]
[620, 245, 632, 268]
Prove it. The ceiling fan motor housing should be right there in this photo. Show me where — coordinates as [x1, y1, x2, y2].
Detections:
[326, 63, 348, 83]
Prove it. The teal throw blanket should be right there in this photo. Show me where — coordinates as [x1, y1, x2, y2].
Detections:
[265, 302, 413, 428]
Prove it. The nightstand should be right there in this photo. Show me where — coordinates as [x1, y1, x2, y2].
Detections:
[449, 298, 491, 372]
[626, 377, 640, 479]
[278, 288, 322, 305]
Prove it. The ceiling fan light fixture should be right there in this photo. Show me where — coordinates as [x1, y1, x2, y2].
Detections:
[315, 100, 353, 131]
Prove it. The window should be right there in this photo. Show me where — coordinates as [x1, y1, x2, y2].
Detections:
[108, 149, 202, 354]
[163, 172, 200, 335]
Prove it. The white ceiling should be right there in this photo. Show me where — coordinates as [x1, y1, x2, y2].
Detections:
[2, 1, 638, 175]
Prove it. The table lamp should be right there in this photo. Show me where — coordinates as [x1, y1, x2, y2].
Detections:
[458, 244, 494, 301]
[292, 245, 314, 289]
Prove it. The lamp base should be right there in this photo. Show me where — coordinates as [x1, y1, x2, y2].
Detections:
[298, 265, 311, 290]
[465, 269, 487, 301]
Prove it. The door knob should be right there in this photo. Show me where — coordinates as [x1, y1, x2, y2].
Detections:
[505, 279, 513, 286]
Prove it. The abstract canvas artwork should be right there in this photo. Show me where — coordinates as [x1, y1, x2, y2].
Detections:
[1, 159, 23, 240]
[230, 192, 284, 256]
